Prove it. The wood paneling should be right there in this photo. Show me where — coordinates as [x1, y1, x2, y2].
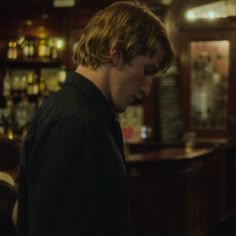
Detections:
[126, 146, 233, 236]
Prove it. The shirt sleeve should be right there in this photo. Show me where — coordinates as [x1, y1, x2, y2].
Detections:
[17, 115, 98, 236]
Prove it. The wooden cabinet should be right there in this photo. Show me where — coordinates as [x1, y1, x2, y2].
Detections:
[126, 148, 211, 236]
[126, 146, 233, 236]
[164, 0, 236, 145]
[179, 25, 236, 143]
[0, 33, 67, 139]
[207, 147, 230, 235]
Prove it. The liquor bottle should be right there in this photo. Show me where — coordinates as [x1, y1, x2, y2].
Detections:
[26, 72, 39, 96]
[6, 39, 18, 60]
[19, 75, 27, 96]
[22, 39, 30, 58]
[0, 112, 5, 136]
[51, 45, 59, 59]
[32, 74, 39, 95]
[26, 72, 34, 96]
[38, 39, 50, 58]
[39, 75, 49, 96]
[5, 96, 14, 140]
[50, 38, 59, 60]
[3, 70, 11, 97]
[29, 40, 35, 58]
[11, 75, 21, 97]
[6, 40, 13, 59]
[14, 96, 30, 134]
[11, 40, 18, 60]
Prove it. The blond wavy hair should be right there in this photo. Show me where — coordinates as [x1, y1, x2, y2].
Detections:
[73, 1, 175, 72]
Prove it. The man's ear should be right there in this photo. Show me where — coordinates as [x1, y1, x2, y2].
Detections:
[109, 40, 124, 66]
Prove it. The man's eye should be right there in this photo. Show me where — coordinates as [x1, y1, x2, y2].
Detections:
[144, 65, 158, 76]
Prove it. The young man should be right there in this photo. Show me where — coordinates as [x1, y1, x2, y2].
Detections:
[16, 1, 175, 236]
[0, 137, 20, 236]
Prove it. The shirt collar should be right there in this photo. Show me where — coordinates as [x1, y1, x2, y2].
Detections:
[0, 171, 15, 186]
[64, 71, 116, 124]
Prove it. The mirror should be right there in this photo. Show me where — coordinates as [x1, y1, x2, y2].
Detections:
[190, 40, 229, 130]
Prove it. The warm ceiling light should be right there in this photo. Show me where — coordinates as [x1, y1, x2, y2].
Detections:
[185, 0, 236, 20]
[186, 10, 196, 21]
[208, 11, 215, 19]
[53, 0, 76, 7]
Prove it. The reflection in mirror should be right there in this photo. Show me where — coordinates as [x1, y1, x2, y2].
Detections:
[190, 40, 229, 130]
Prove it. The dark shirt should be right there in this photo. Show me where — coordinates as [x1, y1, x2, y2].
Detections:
[0, 180, 17, 236]
[16, 71, 129, 236]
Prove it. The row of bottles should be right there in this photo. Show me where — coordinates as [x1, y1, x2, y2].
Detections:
[2, 68, 66, 98]
[0, 95, 43, 140]
[5, 37, 64, 61]
[3, 70, 48, 97]
[1, 67, 66, 140]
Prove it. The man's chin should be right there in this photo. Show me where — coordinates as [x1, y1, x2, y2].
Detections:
[113, 104, 128, 113]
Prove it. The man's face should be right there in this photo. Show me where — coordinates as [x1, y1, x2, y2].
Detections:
[109, 52, 162, 113]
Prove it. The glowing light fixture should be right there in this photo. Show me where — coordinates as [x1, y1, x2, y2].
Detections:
[186, 10, 196, 21]
[53, 0, 76, 7]
[56, 39, 64, 49]
[185, 0, 236, 21]
[208, 11, 216, 19]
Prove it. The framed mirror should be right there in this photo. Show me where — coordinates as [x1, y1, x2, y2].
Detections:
[190, 40, 229, 130]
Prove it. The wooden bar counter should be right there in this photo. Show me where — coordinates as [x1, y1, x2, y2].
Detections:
[125, 147, 231, 236]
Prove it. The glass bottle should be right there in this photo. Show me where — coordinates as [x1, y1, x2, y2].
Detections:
[0, 112, 5, 136]
[11, 40, 18, 60]
[22, 39, 30, 58]
[5, 96, 14, 140]
[29, 40, 35, 58]
[3, 70, 12, 97]
[38, 39, 50, 58]
[6, 40, 13, 60]
[26, 72, 34, 96]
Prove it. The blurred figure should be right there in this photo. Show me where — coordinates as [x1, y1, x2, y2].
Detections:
[0, 137, 20, 236]
[17, 1, 175, 236]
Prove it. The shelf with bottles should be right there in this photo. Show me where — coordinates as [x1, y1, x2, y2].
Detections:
[0, 95, 36, 141]
[0, 66, 66, 140]
[2, 67, 66, 98]
[0, 36, 65, 64]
